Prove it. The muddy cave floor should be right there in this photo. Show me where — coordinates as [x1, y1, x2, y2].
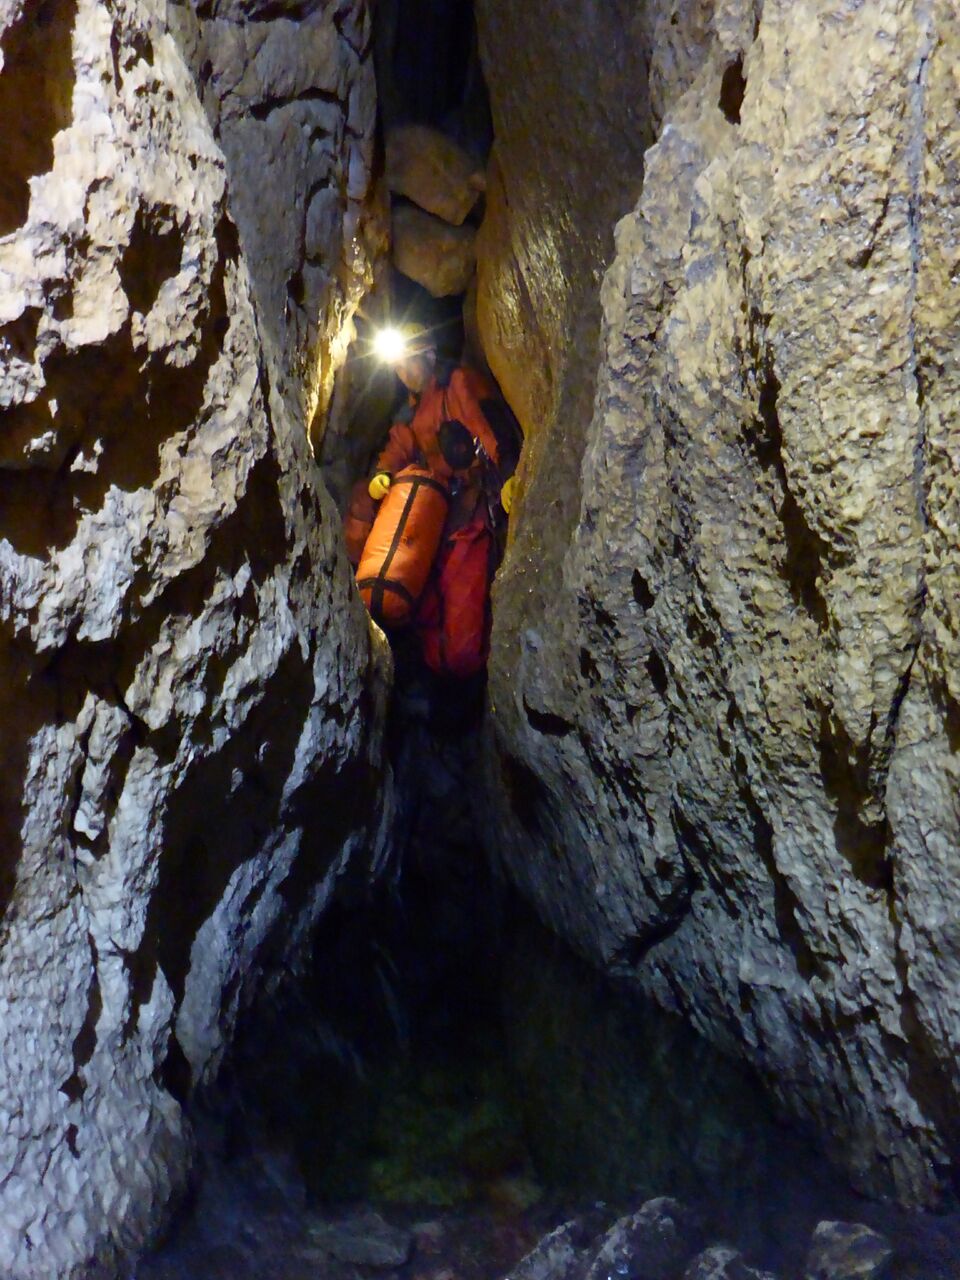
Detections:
[137, 685, 960, 1280]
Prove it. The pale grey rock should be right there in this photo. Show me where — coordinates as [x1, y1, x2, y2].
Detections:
[683, 1247, 776, 1280]
[306, 1209, 414, 1268]
[804, 1222, 893, 1280]
[483, 0, 960, 1210]
[168, 0, 388, 449]
[392, 202, 477, 299]
[585, 1199, 701, 1280]
[385, 124, 485, 227]
[507, 1221, 586, 1280]
[0, 0, 389, 1275]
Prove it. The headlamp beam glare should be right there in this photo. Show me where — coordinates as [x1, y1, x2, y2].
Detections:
[373, 327, 408, 363]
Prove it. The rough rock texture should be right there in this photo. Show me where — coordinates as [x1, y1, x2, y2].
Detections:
[392, 202, 477, 299]
[500, 1202, 768, 1280]
[474, 0, 654, 523]
[586, 1200, 703, 1280]
[804, 1223, 893, 1280]
[483, 0, 960, 1208]
[684, 1247, 776, 1280]
[0, 0, 388, 1274]
[166, 0, 387, 449]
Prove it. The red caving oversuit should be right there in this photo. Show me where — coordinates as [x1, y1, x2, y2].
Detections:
[345, 363, 507, 678]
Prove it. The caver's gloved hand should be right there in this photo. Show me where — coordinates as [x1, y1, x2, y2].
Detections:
[500, 475, 517, 514]
[368, 472, 391, 501]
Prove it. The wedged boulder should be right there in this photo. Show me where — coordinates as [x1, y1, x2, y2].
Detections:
[385, 123, 485, 226]
[392, 203, 477, 298]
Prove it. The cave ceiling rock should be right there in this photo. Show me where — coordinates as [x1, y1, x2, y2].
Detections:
[481, 0, 959, 1207]
[0, 0, 389, 1274]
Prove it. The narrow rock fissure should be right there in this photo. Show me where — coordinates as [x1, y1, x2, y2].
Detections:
[5, 1, 960, 1276]
[138, 5, 960, 1280]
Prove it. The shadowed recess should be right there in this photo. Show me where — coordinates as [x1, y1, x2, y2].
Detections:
[719, 55, 746, 125]
[0, 0, 78, 237]
[149, 641, 312, 1010]
[119, 206, 185, 317]
[818, 708, 892, 892]
[59, 935, 102, 1102]
[0, 213, 238, 555]
[752, 365, 831, 630]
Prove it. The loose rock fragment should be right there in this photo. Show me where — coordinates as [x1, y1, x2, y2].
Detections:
[805, 1222, 893, 1280]
[684, 1245, 778, 1280]
[508, 1220, 588, 1280]
[307, 1209, 415, 1268]
[585, 1198, 703, 1280]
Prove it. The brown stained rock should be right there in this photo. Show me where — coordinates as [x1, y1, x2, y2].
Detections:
[474, 0, 653, 555]
[385, 124, 485, 227]
[474, 155, 552, 446]
[482, 0, 960, 1210]
[392, 203, 477, 298]
[0, 0, 390, 1275]
[462, 273, 490, 376]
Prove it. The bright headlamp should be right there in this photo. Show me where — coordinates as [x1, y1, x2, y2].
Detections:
[373, 327, 408, 363]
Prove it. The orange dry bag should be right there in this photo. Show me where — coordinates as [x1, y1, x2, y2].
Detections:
[356, 466, 449, 627]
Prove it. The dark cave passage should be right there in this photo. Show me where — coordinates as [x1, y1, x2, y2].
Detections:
[137, 803, 960, 1280]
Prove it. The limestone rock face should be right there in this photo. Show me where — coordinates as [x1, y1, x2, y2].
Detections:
[484, 0, 960, 1206]
[0, 0, 388, 1274]
[166, 0, 387, 448]
[474, 0, 654, 538]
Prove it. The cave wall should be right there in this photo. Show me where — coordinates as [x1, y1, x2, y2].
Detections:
[481, 0, 960, 1207]
[0, 0, 389, 1274]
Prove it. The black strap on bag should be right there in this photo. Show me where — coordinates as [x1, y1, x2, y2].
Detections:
[357, 471, 449, 624]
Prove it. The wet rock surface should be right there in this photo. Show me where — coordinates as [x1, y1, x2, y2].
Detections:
[0, 0, 388, 1273]
[483, 0, 960, 1208]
